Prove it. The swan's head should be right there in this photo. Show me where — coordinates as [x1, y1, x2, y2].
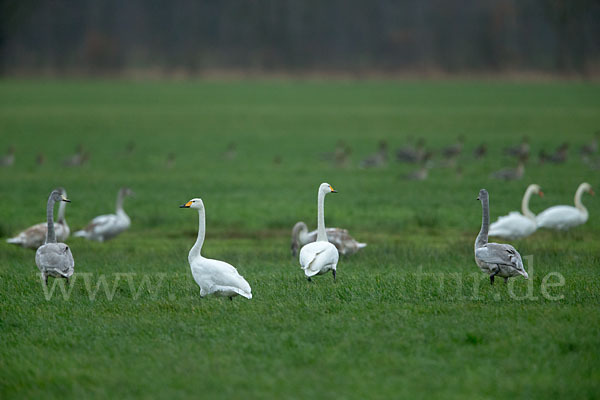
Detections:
[476, 189, 488, 201]
[120, 187, 135, 197]
[580, 182, 595, 196]
[319, 182, 337, 194]
[50, 189, 70, 203]
[180, 198, 204, 210]
[528, 184, 544, 198]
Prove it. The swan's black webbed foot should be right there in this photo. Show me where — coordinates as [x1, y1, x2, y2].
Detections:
[307, 277, 312, 282]
[332, 270, 336, 282]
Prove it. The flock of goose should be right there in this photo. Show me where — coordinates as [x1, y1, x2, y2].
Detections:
[7, 176, 594, 298]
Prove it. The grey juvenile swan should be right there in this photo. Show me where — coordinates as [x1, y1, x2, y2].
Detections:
[35, 190, 74, 285]
[291, 221, 366, 256]
[474, 189, 528, 285]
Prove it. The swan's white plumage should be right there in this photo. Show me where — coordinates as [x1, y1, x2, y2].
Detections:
[298, 183, 340, 280]
[489, 184, 542, 239]
[182, 198, 252, 300]
[299, 241, 339, 277]
[536, 182, 593, 231]
[74, 187, 132, 242]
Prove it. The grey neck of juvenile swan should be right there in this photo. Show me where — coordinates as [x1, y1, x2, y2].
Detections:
[57, 192, 67, 224]
[475, 196, 489, 249]
[189, 207, 206, 263]
[521, 186, 536, 220]
[45, 194, 57, 244]
[316, 189, 327, 242]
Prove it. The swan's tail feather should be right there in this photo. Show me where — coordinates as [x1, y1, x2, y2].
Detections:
[6, 237, 22, 244]
[356, 242, 367, 249]
[73, 230, 87, 238]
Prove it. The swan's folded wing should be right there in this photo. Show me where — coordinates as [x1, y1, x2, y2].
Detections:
[84, 214, 118, 233]
[476, 243, 522, 268]
[193, 260, 252, 296]
[36, 245, 74, 276]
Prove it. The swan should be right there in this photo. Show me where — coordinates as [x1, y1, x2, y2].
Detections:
[7, 187, 70, 249]
[536, 182, 594, 230]
[474, 189, 528, 285]
[291, 222, 366, 256]
[74, 187, 133, 242]
[299, 183, 340, 281]
[35, 190, 74, 285]
[488, 184, 543, 239]
[180, 198, 252, 300]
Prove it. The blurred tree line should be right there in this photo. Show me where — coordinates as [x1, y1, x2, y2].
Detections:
[1, 0, 599, 76]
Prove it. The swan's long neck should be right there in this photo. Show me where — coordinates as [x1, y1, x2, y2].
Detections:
[45, 195, 57, 244]
[316, 190, 327, 242]
[189, 207, 206, 262]
[116, 190, 125, 213]
[57, 194, 67, 224]
[574, 185, 588, 216]
[521, 186, 536, 220]
[475, 196, 489, 249]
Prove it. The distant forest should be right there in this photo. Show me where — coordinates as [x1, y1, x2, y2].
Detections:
[1, 0, 599, 76]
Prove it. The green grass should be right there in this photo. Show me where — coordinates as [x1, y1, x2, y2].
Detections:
[0, 79, 599, 399]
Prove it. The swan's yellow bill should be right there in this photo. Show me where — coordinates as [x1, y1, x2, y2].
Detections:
[329, 185, 337, 193]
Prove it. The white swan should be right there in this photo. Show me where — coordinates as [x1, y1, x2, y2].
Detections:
[488, 184, 543, 239]
[299, 183, 340, 281]
[291, 221, 366, 256]
[180, 198, 252, 300]
[7, 187, 70, 249]
[536, 182, 594, 230]
[475, 189, 528, 285]
[74, 187, 133, 242]
[35, 190, 74, 285]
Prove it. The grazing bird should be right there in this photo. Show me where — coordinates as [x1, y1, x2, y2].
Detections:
[474, 189, 528, 285]
[491, 158, 525, 181]
[0, 146, 15, 167]
[473, 143, 487, 159]
[7, 187, 70, 249]
[442, 136, 464, 159]
[74, 187, 133, 242]
[223, 142, 237, 160]
[579, 132, 599, 156]
[539, 143, 568, 164]
[360, 141, 388, 168]
[180, 198, 252, 300]
[166, 153, 176, 169]
[504, 136, 530, 159]
[403, 152, 433, 181]
[299, 183, 339, 281]
[291, 221, 366, 256]
[63, 144, 89, 167]
[536, 182, 594, 230]
[489, 184, 544, 239]
[396, 138, 426, 164]
[35, 190, 74, 285]
[35, 153, 45, 166]
[125, 141, 136, 155]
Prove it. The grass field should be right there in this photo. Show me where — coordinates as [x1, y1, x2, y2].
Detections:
[0, 80, 599, 399]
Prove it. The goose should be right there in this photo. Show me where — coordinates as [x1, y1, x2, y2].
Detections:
[580, 131, 599, 156]
[491, 158, 525, 181]
[74, 187, 133, 242]
[63, 144, 89, 167]
[291, 222, 366, 256]
[166, 153, 176, 169]
[223, 142, 237, 160]
[299, 183, 339, 281]
[359, 141, 388, 168]
[475, 189, 528, 285]
[442, 136, 464, 159]
[504, 136, 530, 159]
[7, 187, 70, 249]
[35, 190, 74, 285]
[489, 184, 544, 239]
[180, 198, 252, 300]
[536, 182, 594, 230]
[396, 138, 426, 163]
[403, 154, 433, 181]
[473, 143, 487, 159]
[539, 143, 568, 164]
[0, 146, 15, 167]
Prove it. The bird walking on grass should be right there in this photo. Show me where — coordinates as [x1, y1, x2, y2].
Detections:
[474, 189, 528, 285]
[299, 183, 340, 282]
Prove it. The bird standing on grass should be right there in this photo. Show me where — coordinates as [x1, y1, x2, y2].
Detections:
[35, 190, 74, 285]
[291, 221, 366, 256]
[180, 198, 252, 300]
[74, 187, 133, 242]
[536, 182, 594, 230]
[488, 184, 544, 239]
[299, 183, 340, 282]
[474, 189, 528, 285]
